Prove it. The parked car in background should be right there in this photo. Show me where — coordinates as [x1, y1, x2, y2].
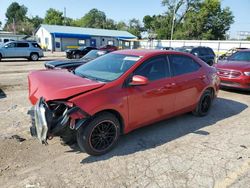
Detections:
[0, 41, 44, 61]
[161, 47, 174, 50]
[66, 46, 97, 59]
[0, 38, 15, 45]
[28, 50, 219, 156]
[214, 49, 250, 91]
[99, 45, 118, 52]
[45, 50, 109, 71]
[175, 46, 215, 66]
[218, 48, 248, 60]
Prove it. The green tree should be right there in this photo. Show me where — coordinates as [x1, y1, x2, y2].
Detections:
[128, 18, 142, 38]
[143, 15, 154, 31]
[144, 0, 234, 40]
[64, 17, 74, 26]
[77, 8, 106, 28]
[180, 0, 234, 40]
[104, 19, 116, 29]
[116, 21, 128, 31]
[17, 21, 35, 35]
[29, 16, 43, 28]
[44, 8, 64, 25]
[5, 2, 27, 25]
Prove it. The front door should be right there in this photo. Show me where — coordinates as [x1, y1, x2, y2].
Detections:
[126, 55, 176, 129]
[3, 42, 17, 57]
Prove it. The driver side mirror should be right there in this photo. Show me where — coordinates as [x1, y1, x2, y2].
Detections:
[129, 75, 149, 86]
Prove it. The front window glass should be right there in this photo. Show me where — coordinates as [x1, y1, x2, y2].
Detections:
[5, 42, 16, 48]
[228, 51, 250, 62]
[75, 53, 141, 82]
[134, 56, 170, 81]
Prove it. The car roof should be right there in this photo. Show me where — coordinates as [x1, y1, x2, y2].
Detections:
[112, 49, 191, 57]
[238, 49, 250, 52]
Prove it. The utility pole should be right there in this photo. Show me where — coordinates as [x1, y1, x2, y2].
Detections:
[13, 18, 16, 35]
[64, 7, 66, 25]
[170, 0, 176, 47]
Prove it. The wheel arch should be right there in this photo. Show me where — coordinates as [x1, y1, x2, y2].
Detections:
[93, 109, 125, 134]
[205, 87, 215, 99]
[196, 86, 216, 105]
[30, 52, 39, 56]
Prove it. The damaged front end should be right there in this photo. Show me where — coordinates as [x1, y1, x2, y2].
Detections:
[29, 97, 90, 144]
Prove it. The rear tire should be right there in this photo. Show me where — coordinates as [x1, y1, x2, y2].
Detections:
[0, 54, 2, 61]
[193, 90, 213, 117]
[30, 53, 39, 61]
[77, 112, 120, 156]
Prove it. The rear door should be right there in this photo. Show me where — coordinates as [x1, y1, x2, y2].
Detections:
[127, 55, 176, 129]
[15, 42, 30, 57]
[168, 54, 205, 112]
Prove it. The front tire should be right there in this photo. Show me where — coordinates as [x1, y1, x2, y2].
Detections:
[193, 90, 213, 117]
[77, 112, 120, 156]
[30, 53, 39, 61]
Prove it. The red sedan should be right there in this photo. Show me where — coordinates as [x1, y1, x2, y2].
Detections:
[28, 50, 220, 156]
[215, 49, 250, 90]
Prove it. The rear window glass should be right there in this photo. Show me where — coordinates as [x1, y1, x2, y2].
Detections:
[17, 43, 29, 47]
[32, 43, 41, 48]
[169, 55, 201, 76]
[4, 39, 9, 43]
[229, 51, 250, 61]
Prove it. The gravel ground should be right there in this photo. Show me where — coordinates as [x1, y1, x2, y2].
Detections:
[0, 57, 249, 188]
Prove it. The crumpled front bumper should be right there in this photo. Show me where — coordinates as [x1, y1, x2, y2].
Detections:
[29, 97, 90, 144]
[29, 98, 50, 144]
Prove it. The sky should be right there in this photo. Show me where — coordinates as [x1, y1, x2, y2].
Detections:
[0, 0, 249, 38]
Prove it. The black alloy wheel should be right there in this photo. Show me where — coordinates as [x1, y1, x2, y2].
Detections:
[200, 95, 212, 114]
[77, 112, 120, 156]
[89, 120, 117, 152]
[193, 90, 213, 117]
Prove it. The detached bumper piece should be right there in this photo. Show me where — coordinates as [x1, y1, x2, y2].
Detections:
[30, 98, 51, 144]
[29, 97, 90, 145]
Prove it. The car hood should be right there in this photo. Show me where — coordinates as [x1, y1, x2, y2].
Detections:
[28, 70, 105, 105]
[215, 60, 250, 71]
[45, 59, 88, 68]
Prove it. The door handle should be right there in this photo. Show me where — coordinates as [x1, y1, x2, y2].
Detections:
[165, 83, 176, 88]
[159, 83, 176, 91]
[199, 75, 206, 80]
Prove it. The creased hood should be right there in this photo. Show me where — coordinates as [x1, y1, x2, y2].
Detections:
[216, 60, 250, 71]
[28, 70, 105, 105]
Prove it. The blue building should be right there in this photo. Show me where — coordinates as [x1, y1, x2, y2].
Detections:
[35, 24, 137, 51]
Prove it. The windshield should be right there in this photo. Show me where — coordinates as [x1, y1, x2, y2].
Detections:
[75, 53, 141, 82]
[228, 51, 250, 62]
[81, 50, 107, 60]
